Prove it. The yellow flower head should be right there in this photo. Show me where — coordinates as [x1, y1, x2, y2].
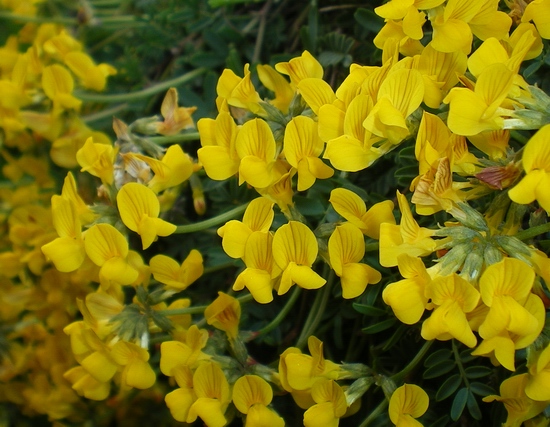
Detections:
[233, 375, 284, 427]
[389, 383, 429, 426]
[204, 292, 241, 340]
[76, 137, 117, 185]
[272, 221, 326, 295]
[149, 250, 203, 291]
[154, 88, 197, 135]
[303, 379, 348, 427]
[64, 51, 116, 91]
[117, 182, 176, 249]
[275, 50, 324, 86]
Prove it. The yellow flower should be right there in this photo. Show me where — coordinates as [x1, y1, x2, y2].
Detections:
[186, 361, 231, 427]
[64, 51, 117, 91]
[257, 64, 295, 114]
[508, 124, 550, 213]
[389, 383, 429, 427]
[383, 254, 431, 324]
[41, 195, 85, 273]
[197, 111, 240, 181]
[522, 0, 550, 39]
[76, 137, 117, 185]
[216, 64, 263, 115]
[421, 273, 480, 348]
[329, 188, 395, 239]
[236, 118, 277, 189]
[233, 231, 280, 304]
[149, 250, 203, 291]
[204, 292, 241, 340]
[164, 365, 195, 422]
[484, 373, 549, 427]
[275, 50, 324, 86]
[379, 191, 436, 267]
[328, 223, 381, 299]
[283, 115, 334, 191]
[153, 88, 196, 135]
[116, 182, 176, 249]
[303, 379, 347, 427]
[41, 64, 82, 114]
[217, 196, 274, 259]
[272, 221, 326, 295]
[64, 366, 111, 401]
[110, 341, 156, 389]
[131, 144, 194, 193]
[84, 223, 139, 286]
[525, 344, 550, 402]
[233, 375, 284, 427]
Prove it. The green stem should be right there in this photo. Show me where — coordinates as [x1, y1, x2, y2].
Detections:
[174, 202, 249, 234]
[296, 269, 334, 349]
[0, 11, 78, 25]
[149, 132, 200, 145]
[515, 222, 550, 241]
[256, 287, 302, 337]
[82, 103, 128, 123]
[365, 242, 379, 252]
[357, 398, 389, 427]
[390, 340, 433, 383]
[75, 68, 206, 103]
[452, 339, 470, 388]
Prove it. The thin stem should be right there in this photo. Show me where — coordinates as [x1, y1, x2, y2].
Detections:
[82, 103, 128, 123]
[515, 222, 550, 241]
[390, 340, 433, 383]
[149, 132, 200, 145]
[296, 269, 334, 349]
[452, 339, 470, 388]
[174, 202, 249, 234]
[255, 287, 302, 337]
[357, 398, 389, 427]
[0, 11, 78, 24]
[252, 0, 272, 64]
[75, 68, 206, 103]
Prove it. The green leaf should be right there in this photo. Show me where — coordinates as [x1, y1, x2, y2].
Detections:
[354, 8, 384, 34]
[423, 360, 456, 379]
[469, 382, 496, 397]
[352, 303, 386, 316]
[424, 349, 453, 367]
[294, 195, 325, 216]
[382, 324, 407, 351]
[361, 318, 396, 334]
[436, 374, 462, 401]
[395, 165, 418, 187]
[467, 389, 482, 420]
[464, 366, 493, 379]
[459, 349, 476, 363]
[451, 388, 469, 421]
[428, 415, 451, 427]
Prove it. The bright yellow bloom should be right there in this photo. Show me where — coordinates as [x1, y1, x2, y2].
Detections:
[275, 50, 324, 86]
[233, 375, 284, 427]
[84, 223, 139, 286]
[110, 341, 156, 389]
[160, 326, 209, 376]
[363, 68, 424, 145]
[41, 64, 82, 114]
[329, 188, 395, 239]
[64, 51, 116, 91]
[257, 64, 295, 114]
[41, 195, 85, 272]
[187, 361, 231, 427]
[522, 0, 550, 39]
[153, 88, 196, 135]
[421, 273, 480, 348]
[379, 191, 436, 267]
[116, 182, 176, 249]
[389, 383, 429, 427]
[131, 144, 193, 193]
[76, 137, 117, 185]
[525, 344, 550, 402]
[303, 379, 347, 427]
[283, 115, 333, 191]
[217, 197, 274, 259]
[444, 63, 515, 136]
[204, 292, 241, 340]
[328, 223, 381, 299]
[473, 258, 544, 370]
[272, 221, 326, 295]
[64, 366, 110, 401]
[164, 365, 195, 422]
[509, 124, 550, 213]
[383, 254, 431, 324]
[297, 77, 337, 115]
[60, 172, 97, 226]
[236, 118, 277, 189]
[484, 373, 549, 427]
[216, 64, 263, 115]
[197, 111, 240, 181]
[149, 250, 203, 291]
[233, 231, 280, 304]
